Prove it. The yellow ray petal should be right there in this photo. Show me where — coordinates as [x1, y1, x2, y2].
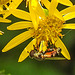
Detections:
[57, 0, 73, 6]
[18, 39, 36, 62]
[60, 5, 75, 15]
[55, 37, 71, 60]
[7, 21, 33, 30]
[29, 0, 45, 18]
[39, 41, 47, 52]
[3, 0, 23, 18]
[42, 0, 64, 20]
[41, 0, 50, 10]
[3, 11, 11, 19]
[2, 30, 34, 52]
[42, 1, 64, 20]
[0, 17, 11, 23]
[0, 10, 5, 14]
[12, 0, 23, 8]
[49, 0, 58, 16]
[51, 37, 55, 44]
[10, 9, 31, 21]
[29, 5, 39, 30]
[63, 12, 75, 21]
[0, 31, 4, 35]
[54, 9, 64, 21]
[63, 24, 75, 29]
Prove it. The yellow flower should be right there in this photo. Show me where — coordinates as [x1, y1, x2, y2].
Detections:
[2, 0, 75, 62]
[0, 0, 23, 18]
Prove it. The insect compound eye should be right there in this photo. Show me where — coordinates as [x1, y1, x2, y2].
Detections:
[29, 50, 35, 58]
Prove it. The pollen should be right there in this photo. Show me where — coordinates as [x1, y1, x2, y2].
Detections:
[33, 16, 64, 44]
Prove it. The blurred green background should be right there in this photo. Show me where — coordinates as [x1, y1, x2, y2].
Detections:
[0, 0, 75, 75]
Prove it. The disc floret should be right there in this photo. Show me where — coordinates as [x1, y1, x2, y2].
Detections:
[33, 15, 64, 44]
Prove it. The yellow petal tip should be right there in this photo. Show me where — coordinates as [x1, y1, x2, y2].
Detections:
[8, 20, 11, 23]
[18, 59, 22, 62]
[18, 60, 21, 62]
[7, 26, 13, 30]
[2, 48, 8, 52]
[5, 19, 11, 23]
[65, 54, 71, 60]
[2, 49, 6, 52]
[67, 57, 71, 60]
[7, 27, 10, 30]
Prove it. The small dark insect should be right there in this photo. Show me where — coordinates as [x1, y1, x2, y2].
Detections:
[29, 46, 61, 60]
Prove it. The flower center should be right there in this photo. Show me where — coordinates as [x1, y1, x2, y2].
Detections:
[33, 16, 64, 44]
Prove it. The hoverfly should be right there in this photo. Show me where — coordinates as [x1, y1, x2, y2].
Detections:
[29, 45, 61, 60]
